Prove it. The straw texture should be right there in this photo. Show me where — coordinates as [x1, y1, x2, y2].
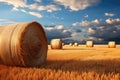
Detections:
[108, 41, 116, 48]
[86, 41, 94, 47]
[50, 39, 62, 49]
[0, 22, 48, 67]
[69, 43, 73, 46]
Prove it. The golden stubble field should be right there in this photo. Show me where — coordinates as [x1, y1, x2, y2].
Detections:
[0, 45, 120, 80]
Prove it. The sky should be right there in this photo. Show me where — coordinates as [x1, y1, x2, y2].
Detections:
[0, 0, 120, 44]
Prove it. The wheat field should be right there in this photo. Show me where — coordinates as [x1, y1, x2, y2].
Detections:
[0, 45, 120, 80]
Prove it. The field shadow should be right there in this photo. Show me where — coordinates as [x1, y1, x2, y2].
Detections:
[63, 48, 96, 50]
[40, 59, 120, 74]
[62, 48, 96, 50]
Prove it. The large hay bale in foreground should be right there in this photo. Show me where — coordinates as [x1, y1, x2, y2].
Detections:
[108, 41, 116, 48]
[0, 22, 48, 67]
[50, 39, 62, 49]
[74, 43, 78, 46]
[86, 41, 94, 47]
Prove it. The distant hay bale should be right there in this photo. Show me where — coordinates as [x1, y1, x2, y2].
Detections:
[50, 39, 62, 49]
[0, 22, 48, 67]
[86, 41, 94, 47]
[74, 43, 78, 46]
[108, 41, 116, 48]
[69, 43, 73, 46]
[62, 43, 64, 46]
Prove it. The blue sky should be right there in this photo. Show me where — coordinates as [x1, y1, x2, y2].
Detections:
[0, 0, 120, 44]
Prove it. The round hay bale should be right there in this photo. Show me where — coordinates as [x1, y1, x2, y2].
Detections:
[74, 43, 78, 46]
[69, 43, 73, 46]
[86, 41, 94, 47]
[62, 43, 64, 46]
[108, 41, 116, 48]
[50, 39, 62, 49]
[0, 22, 48, 67]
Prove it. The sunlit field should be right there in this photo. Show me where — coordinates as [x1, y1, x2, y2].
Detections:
[1, 45, 120, 80]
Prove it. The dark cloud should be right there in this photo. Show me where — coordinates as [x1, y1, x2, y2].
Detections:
[89, 19, 120, 44]
[44, 25, 82, 44]
[75, 29, 82, 33]
[45, 29, 72, 43]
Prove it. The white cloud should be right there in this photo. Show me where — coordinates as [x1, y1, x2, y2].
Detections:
[88, 36, 96, 40]
[0, 0, 27, 10]
[55, 25, 64, 29]
[28, 12, 42, 18]
[62, 29, 72, 33]
[0, 0, 61, 19]
[98, 38, 104, 41]
[92, 19, 99, 24]
[54, 0, 99, 11]
[72, 20, 94, 27]
[72, 19, 100, 27]
[105, 18, 112, 24]
[34, 0, 41, 3]
[105, 18, 120, 24]
[72, 22, 80, 26]
[44, 24, 64, 31]
[80, 20, 90, 27]
[28, 3, 61, 12]
[20, 9, 27, 13]
[72, 20, 90, 27]
[45, 27, 54, 31]
[88, 28, 95, 34]
[84, 14, 89, 18]
[105, 13, 115, 17]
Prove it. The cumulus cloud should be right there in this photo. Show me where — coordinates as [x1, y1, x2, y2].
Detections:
[89, 18, 120, 43]
[0, 0, 61, 18]
[28, 3, 61, 12]
[80, 20, 91, 27]
[20, 9, 27, 13]
[0, 0, 27, 11]
[72, 19, 100, 27]
[54, 0, 99, 11]
[28, 11, 42, 18]
[72, 22, 80, 26]
[84, 14, 89, 18]
[92, 19, 99, 24]
[88, 28, 95, 34]
[34, 0, 41, 3]
[44, 25, 82, 43]
[20, 9, 42, 18]
[72, 18, 120, 43]
[105, 13, 115, 17]
[55, 25, 64, 29]
[72, 20, 90, 27]
[105, 18, 120, 24]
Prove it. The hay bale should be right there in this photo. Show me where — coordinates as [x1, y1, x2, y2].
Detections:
[108, 41, 116, 48]
[62, 43, 64, 46]
[86, 41, 94, 47]
[74, 43, 78, 46]
[0, 22, 48, 67]
[69, 43, 73, 46]
[50, 39, 62, 49]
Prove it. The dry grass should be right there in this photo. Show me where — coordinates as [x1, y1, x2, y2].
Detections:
[1, 45, 120, 80]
